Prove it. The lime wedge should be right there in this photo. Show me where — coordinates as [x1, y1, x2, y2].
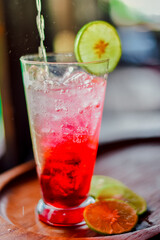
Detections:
[97, 185, 147, 215]
[74, 20, 121, 74]
[90, 175, 125, 199]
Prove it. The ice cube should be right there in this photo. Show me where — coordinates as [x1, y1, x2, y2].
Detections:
[61, 69, 93, 86]
[28, 65, 49, 82]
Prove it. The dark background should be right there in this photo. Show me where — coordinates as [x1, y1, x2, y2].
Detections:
[0, 0, 160, 172]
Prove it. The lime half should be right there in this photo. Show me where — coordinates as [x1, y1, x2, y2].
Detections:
[97, 185, 147, 215]
[90, 175, 124, 199]
[74, 21, 121, 74]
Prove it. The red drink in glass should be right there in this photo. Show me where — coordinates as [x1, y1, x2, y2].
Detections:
[20, 54, 108, 226]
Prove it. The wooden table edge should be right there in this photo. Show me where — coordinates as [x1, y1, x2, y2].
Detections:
[0, 160, 160, 239]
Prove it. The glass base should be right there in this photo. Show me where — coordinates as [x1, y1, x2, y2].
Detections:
[37, 196, 95, 227]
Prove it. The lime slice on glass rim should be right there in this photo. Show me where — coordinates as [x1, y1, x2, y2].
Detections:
[74, 20, 121, 75]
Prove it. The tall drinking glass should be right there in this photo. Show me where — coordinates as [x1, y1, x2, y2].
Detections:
[20, 53, 109, 226]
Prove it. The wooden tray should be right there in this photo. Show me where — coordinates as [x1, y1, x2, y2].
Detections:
[1, 139, 160, 239]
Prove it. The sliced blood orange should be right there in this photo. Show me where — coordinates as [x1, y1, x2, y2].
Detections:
[83, 200, 138, 235]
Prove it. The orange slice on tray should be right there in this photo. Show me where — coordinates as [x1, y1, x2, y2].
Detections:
[83, 200, 138, 235]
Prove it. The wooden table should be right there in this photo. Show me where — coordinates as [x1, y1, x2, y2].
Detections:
[0, 138, 160, 239]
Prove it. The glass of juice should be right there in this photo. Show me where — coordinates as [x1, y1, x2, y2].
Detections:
[20, 53, 109, 226]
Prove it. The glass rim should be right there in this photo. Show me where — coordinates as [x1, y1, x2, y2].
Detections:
[20, 52, 109, 66]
